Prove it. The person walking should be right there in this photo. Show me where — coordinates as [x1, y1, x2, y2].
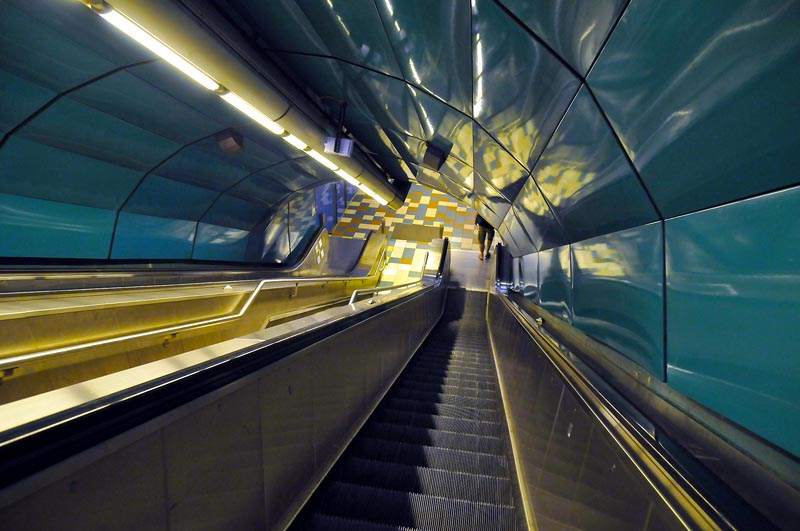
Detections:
[475, 214, 494, 261]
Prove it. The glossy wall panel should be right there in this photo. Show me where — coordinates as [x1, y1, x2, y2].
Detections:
[533, 87, 658, 243]
[192, 223, 250, 262]
[590, 0, 800, 217]
[124, 175, 218, 221]
[0, 193, 114, 259]
[538, 245, 571, 322]
[666, 186, 800, 456]
[513, 176, 566, 251]
[572, 223, 664, 378]
[111, 212, 195, 260]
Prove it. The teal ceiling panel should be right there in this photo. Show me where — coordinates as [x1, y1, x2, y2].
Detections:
[472, 0, 580, 170]
[0, 2, 126, 92]
[0, 70, 55, 136]
[406, 87, 473, 166]
[666, 186, 800, 457]
[473, 127, 530, 202]
[295, 0, 403, 77]
[590, 0, 800, 218]
[512, 175, 566, 251]
[224, 0, 331, 56]
[500, 0, 626, 75]
[155, 141, 254, 192]
[18, 98, 180, 172]
[68, 71, 225, 145]
[502, 208, 537, 256]
[416, 165, 472, 203]
[270, 159, 336, 192]
[534, 86, 658, 243]
[226, 171, 293, 208]
[376, 0, 472, 114]
[342, 64, 425, 138]
[193, 223, 250, 262]
[473, 177, 511, 228]
[0, 192, 114, 259]
[538, 245, 572, 323]
[123, 175, 219, 221]
[0, 137, 141, 210]
[111, 212, 195, 260]
[572, 223, 664, 379]
[202, 195, 268, 231]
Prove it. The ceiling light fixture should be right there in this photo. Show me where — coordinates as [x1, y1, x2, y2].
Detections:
[83, 1, 394, 206]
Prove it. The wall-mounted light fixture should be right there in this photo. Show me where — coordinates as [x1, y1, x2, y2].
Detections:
[81, 0, 389, 206]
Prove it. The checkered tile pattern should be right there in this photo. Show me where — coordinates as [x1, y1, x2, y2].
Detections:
[332, 184, 488, 285]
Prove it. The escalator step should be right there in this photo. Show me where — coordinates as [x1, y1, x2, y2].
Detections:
[407, 364, 496, 379]
[374, 409, 502, 437]
[337, 457, 514, 505]
[390, 381, 497, 400]
[383, 398, 498, 421]
[317, 482, 516, 531]
[411, 359, 496, 372]
[351, 438, 510, 478]
[391, 389, 497, 410]
[306, 514, 415, 531]
[400, 373, 496, 390]
[364, 422, 504, 454]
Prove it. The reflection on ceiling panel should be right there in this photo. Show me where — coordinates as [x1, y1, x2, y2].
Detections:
[532, 86, 658, 243]
[473, 127, 530, 203]
[513, 175, 566, 252]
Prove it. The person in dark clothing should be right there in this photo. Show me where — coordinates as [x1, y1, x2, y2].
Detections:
[475, 214, 494, 261]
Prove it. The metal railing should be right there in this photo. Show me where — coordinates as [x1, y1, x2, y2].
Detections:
[348, 252, 430, 305]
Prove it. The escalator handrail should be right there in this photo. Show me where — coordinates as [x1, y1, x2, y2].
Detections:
[0, 272, 380, 373]
[348, 251, 429, 305]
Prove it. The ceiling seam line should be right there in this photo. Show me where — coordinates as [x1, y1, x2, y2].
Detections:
[107, 129, 224, 259]
[371, 0, 411, 88]
[0, 59, 158, 152]
[189, 159, 299, 258]
[584, 85, 664, 220]
[489, 0, 584, 81]
[585, 0, 635, 80]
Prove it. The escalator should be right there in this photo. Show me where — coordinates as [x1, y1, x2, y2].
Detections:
[293, 289, 522, 530]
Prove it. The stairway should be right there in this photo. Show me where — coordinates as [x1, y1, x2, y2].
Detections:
[292, 289, 520, 530]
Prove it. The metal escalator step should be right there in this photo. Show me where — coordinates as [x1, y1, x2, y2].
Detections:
[374, 409, 501, 437]
[317, 482, 516, 531]
[351, 438, 510, 478]
[364, 422, 504, 455]
[399, 374, 496, 391]
[411, 358, 495, 370]
[403, 366, 495, 382]
[383, 398, 498, 422]
[338, 457, 514, 506]
[307, 514, 416, 531]
[389, 381, 497, 400]
[408, 363, 496, 378]
[390, 389, 498, 411]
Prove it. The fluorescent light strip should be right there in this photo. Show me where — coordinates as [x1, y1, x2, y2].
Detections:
[306, 149, 339, 171]
[282, 133, 308, 150]
[220, 92, 285, 135]
[99, 9, 220, 91]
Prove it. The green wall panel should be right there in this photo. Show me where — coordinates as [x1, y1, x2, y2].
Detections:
[0, 70, 54, 136]
[111, 212, 195, 260]
[124, 175, 218, 221]
[0, 137, 142, 210]
[193, 223, 250, 262]
[573, 223, 664, 378]
[590, 0, 800, 217]
[666, 186, 800, 456]
[538, 245, 572, 322]
[0, 193, 114, 259]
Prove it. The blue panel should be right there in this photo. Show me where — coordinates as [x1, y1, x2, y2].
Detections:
[512, 175, 566, 251]
[375, 0, 472, 114]
[534, 87, 658, 243]
[520, 252, 539, 302]
[0, 69, 55, 136]
[193, 223, 250, 262]
[0, 193, 114, 259]
[0, 137, 142, 210]
[288, 190, 319, 257]
[502, 207, 537, 257]
[124, 175, 218, 220]
[202, 195, 267, 231]
[231, 172, 292, 208]
[156, 142, 252, 192]
[316, 183, 337, 232]
[472, 0, 580, 169]
[20, 98, 180, 171]
[590, 0, 800, 217]
[262, 207, 291, 264]
[538, 245, 572, 322]
[572, 223, 664, 378]
[112, 212, 195, 259]
[666, 186, 800, 456]
[501, 0, 626, 75]
[473, 127, 530, 202]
